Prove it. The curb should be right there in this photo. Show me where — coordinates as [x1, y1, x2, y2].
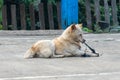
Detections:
[0, 30, 64, 36]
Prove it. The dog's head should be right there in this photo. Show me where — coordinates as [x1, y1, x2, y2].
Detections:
[62, 24, 84, 43]
[70, 24, 84, 43]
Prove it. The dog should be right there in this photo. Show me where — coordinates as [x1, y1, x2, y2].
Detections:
[24, 24, 99, 59]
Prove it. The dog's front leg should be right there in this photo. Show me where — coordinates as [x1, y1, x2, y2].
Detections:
[80, 44, 99, 57]
[73, 49, 99, 57]
[82, 51, 99, 57]
[83, 52, 99, 57]
[81, 48, 99, 57]
[72, 49, 85, 57]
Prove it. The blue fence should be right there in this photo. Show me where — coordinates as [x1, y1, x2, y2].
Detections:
[61, 0, 78, 29]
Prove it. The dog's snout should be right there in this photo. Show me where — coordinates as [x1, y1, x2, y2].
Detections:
[81, 39, 86, 43]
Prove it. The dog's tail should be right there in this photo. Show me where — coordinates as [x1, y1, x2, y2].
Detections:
[24, 47, 36, 59]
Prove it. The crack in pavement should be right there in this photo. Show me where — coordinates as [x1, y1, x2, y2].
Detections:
[1, 72, 120, 80]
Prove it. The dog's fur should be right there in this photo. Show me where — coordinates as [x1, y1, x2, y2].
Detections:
[24, 24, 99, 59]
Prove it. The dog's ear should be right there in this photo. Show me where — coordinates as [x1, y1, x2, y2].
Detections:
[79, 24, 82, 28]
[71, 24, 76, 31]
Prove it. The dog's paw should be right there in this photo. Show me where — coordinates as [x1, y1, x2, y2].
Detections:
[81, 52, 101, 57]
[95, 53, 99, 57]
[81, 53, 91, 57]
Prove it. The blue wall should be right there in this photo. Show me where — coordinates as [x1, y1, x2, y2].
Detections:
[61, 0, 78, 29]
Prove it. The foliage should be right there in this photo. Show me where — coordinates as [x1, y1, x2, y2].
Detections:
[0, 24, 2, 30]
[78, 0, 86, 25]
[117, 1, 120, 25]
[94, 24, 103, 33]
[0, 0, 3, 30]
[79, 0, 120, 33]
[0, 0, 119, 31]
[82, 27, 93, 33]
[0, 0, 3, 22]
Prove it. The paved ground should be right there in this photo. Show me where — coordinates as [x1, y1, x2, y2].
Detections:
[0, 31, 120, 80]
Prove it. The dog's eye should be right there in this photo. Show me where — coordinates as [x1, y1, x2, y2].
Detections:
[79, 34, 82, 36]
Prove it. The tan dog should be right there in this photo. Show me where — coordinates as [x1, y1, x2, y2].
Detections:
[24, 24, 98, 59]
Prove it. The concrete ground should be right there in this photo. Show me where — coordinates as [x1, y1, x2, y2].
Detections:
[0, 31, 120, 80]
